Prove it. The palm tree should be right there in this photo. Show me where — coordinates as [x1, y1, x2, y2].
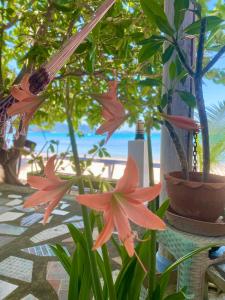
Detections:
[197, 100, 225, 173]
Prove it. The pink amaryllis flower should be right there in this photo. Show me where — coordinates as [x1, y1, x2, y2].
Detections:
[162, 113, 200, 131]
[24, 155, 73, 224]
[92, 80, 126, 142]
[7, 74, 43, 131]
[76, 157, 165, 257]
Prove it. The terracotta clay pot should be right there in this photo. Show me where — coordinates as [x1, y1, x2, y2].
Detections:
[165, 172, 225, 222]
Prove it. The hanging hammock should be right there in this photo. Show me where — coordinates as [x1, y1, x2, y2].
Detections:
[0, 0, 115, 148]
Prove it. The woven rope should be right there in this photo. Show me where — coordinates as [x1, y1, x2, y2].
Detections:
[157, 223, 225, 299]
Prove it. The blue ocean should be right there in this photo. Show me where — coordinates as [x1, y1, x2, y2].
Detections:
[27, 129, 161, 162]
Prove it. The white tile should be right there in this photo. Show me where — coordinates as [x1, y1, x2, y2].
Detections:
[0, 212, 24, 222]
[6, 199, 23, 206]
[52, 209, 69, 216]
[15, 205, 35, 213]
[0, 256, 33, 282]
[0, 223, 27, 235]
[20, 213, 44, 226]
[30, 225, 69, 243]
[39, 215, 53, 224]
[8, 194, 22, 199]
[64, 215, 83, 223]
[0, 279, 17, 299]
[60, 203, 70, 210]
[72, 221, 84, 229]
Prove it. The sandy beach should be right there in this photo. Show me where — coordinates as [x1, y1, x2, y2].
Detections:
[18, 155, 161, 184]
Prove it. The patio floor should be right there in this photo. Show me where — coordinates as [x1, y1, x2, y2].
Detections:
[0, 184, 224, 300]
[0, 184, 87, 300]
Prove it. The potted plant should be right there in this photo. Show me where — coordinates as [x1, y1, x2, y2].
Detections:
[140, 0, 225, 222]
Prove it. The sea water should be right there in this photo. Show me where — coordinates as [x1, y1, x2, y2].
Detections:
[27, 130, 161, 161]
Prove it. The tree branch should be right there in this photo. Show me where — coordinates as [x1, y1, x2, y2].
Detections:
[173, 38, 194, 76]
[196, 17, 206, 76]
[202, 45, 225, 76]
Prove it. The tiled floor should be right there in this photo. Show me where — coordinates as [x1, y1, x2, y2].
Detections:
[0, 186, 83, 299]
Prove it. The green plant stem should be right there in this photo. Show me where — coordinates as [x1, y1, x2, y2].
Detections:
[96, 216, 117, 300]
[65, 100, 103, 299]
[146, 124, 157, 299]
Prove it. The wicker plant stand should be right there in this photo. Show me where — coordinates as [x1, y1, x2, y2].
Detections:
[157, 223, 225, 300]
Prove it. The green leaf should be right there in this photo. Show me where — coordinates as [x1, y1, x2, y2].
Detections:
[138, 35, 166, 45]
[139, 78, 161, 87]
[184, 16, 224, 34]
[156, 199, 170, 218]
[162, 45, 174, 64]
[139, 42, 162, 63]
[160, 94, 168, 109]
[169, 62, 176, 80]
[164, 289, 186, 300]
[50, 244, 71, 274]
[174, 0, 189, 30]
[177, 90, 196, 107]
[140, 0, 174, 36]
[68, 249, 79, 300]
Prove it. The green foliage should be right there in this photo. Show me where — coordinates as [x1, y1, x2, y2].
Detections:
[176, 91, 196, 108]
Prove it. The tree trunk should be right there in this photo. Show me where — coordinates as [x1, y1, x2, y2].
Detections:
[160, 0, 195, 201]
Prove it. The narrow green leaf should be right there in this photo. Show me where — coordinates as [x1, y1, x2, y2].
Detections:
[140, 0, 174, 36]
[184, 16, 224, 34]
[68, 249, 79, 300]
[156, 199, 170, 218]
[177, 90, 196, 107]
[169, 62, 176, 80]
[160, 94, 168, 109]
[50, 244, 71, 274]
[174, 0, 189, 30]
[139, 42, 162, 62]
[164, 290, 186, 300]
[162, 45, 174, 64]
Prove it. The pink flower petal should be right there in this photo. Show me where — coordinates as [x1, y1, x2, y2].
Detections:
[163, 114, 200, 131]
[127, 183, 161, 203]
[44, 155, 60, 181]
[115, 156, 139, 193]
[76, 192, 112, 211]
[113, 202, 134, 256]
[121, 200, 166, 231]
[93, 210, 114, 249]
[28, 176, 57, 190]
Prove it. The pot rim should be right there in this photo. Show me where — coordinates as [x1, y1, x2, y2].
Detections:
[164, 171, 225, 190]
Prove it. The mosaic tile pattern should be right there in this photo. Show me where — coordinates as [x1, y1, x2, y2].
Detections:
[39, 215, 53, 224]
[0, 223, 27, 235]
[0, 212, 24, 222]
[46, 261, 69, 300]
[6, 199, 23, 206]
[21, 294, 38, 300]
[0, 279, 17, 299]
[21, 213, 44, 226]
[30, 225, 69, 243]
[0, 256, 33, 282]
[8, 194, 23, 199]
[60, 203, 70, 210]
[15, 205, 35, 213]
[52, 209, 69, 216]
[63, 215, 83, 223]
[21, 244, 69, 257]
[0, 206, 13, 213]
[72, 221, 84, 229]
[0, 235, 16, 247]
